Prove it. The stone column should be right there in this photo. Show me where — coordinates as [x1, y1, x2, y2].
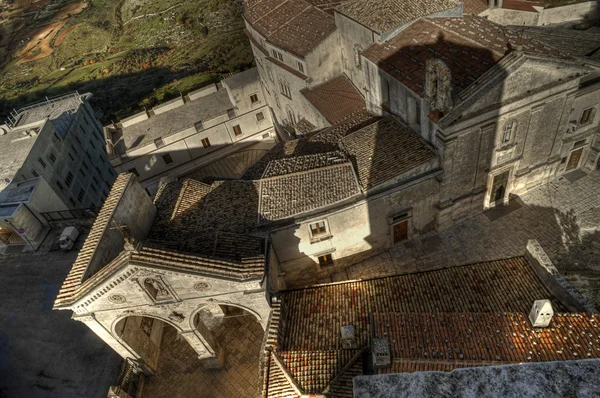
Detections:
[73, 313, 138, 361]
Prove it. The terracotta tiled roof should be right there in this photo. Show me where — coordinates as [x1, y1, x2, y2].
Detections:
[340, 117, 437, 190]
[261, 256, 579, 396]
[300, 75, 366, 125]
[259, 162, 361, 222]
[462, 0, 489, 14]
[373, 312, 600, 367]
[502, 0, 541, 12]
[148, 178, 261, 255]
[54, 173, 133, 307]
[131, 245, 265, 281]
[264, 352, 301, 397]
[262, 151, 348, 178]
[362, 16, 565, 94]
[244, 0, 336, 57]
[243, 139, 340, 180]
[335, 0, 459, 34]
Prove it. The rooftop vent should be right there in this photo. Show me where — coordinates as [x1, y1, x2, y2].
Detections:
[341, 325, 357, 349]
[529, 299, 554, 328]
[372, 337, 391, 369]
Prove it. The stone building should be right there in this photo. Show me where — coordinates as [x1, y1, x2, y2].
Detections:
[104, 69, 276, 194]
[53, 173, 271, 374]
[0, 92, 116, 248]
[243, 0, 600, 231]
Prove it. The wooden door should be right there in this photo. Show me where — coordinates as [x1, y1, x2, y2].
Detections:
[566, 148, 583, 171]
[393, 220, 408, 244]
[491, 171, 509, 204]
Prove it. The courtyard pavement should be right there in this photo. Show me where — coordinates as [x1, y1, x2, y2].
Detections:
[142, 309, 264, 398]
[324, 170, 600, 309]
[0, 230, 121, 398]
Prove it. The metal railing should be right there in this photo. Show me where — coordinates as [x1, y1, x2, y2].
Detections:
[6, 91, 82, 127]
[40, 207, 100, 222]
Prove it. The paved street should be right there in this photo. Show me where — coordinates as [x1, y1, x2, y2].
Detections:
[0, 240, 121, 397]
[323, 170, 600, 309]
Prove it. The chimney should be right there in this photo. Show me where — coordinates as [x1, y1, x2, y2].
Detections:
[341, 325, 357, 349]
[371, 337, 391, 369]
[529, 299, 554, 327]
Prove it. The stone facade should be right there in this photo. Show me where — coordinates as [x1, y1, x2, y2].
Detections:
[244, 3, 600, 233]
[105, 69, 275, 194]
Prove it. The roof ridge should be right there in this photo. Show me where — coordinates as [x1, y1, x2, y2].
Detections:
[259, 161, 353, 182]
[270, 350, 304, 395]
[424, 17, 506, 58]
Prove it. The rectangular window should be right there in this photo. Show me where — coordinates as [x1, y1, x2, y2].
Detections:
[233, 125, 243, 136]
[38, 158, 47, 169]
[75, 134, 82, 144]
[271, 49, 283, 61]
[155, 137, 165, 148]
[195, 121, 204, 131]
[250, 94, 259, 104]
[502, 121, 515, 143]
[310, 221, 328, 237]
[91, 183, 98, 193]
[65, 172, 74, 187]
[68, 152, 75, 162]
[162, 153, 173, 164]
[580, 107, 595, 125]
[79, 168, 86, 177]
[32, 169, 39, 177]
[49, 153, 56, 163]
[77, 189, 85, 202]
[93, 176, 99, 185]
[297, 61, 304, 74]
[318, 254, 334, 268]
[83, 162, 89, 171]
[256, 112, 265, 121]
[56, 181, 64, 190]
[69, 198, 76, 207]
[128, 168, 139, 176]
[90, 140, 96, 149]
[54, 132, 61, 141]
[202, 137, 211, 148]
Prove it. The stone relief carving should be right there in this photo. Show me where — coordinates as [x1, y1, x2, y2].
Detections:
[194, 282, 211, 292]
[168, 311, 185, 323]
[108, 294, 127, 304]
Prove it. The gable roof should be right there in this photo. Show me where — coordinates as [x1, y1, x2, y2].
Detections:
[261, 256, 598, 396]
[335, 0, 459, 34]
[362, 16, 566, 95]
[300, 75, 366, 125]
[54, 173, 133, 307]
[259, 162, 361, 222]
[340, 117, 438, 190]
[244, 0, 337, 57]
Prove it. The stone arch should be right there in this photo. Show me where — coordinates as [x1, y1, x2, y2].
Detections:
[188, 301, 263, 331]
[111, 312, 219, 374]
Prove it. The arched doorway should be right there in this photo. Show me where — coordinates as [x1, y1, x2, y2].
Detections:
[114, 315, 192, 375]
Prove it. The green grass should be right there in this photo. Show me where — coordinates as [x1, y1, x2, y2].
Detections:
[0, 0, 252, 123]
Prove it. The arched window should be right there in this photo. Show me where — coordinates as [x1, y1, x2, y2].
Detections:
[279, 78, 291, 99]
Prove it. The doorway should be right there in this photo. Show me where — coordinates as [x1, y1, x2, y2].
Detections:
[393, 219, 409, 244]
[566, 147, 583, 171]
[490, 170, 510, 205]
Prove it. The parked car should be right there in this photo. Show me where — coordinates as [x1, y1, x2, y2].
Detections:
[59, 226, 79, 251]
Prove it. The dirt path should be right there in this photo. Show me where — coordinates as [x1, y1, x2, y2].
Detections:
[53, 23, 80, 47]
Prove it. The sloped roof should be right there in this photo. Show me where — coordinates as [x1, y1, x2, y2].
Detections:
[261, 256, 592, 397]
[340, 117, 437, 190]
[54, 173, 133, 307]
[335, 0, 459, 34]
[259, 162, 361, 222]
[244, 0, 337, 57]
[300, 75, 366, 125]
[508, 25, 600, 58]
[363, 16, 566, 95]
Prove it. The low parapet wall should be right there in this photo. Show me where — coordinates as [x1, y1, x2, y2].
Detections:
[526, 239, 597, 313]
